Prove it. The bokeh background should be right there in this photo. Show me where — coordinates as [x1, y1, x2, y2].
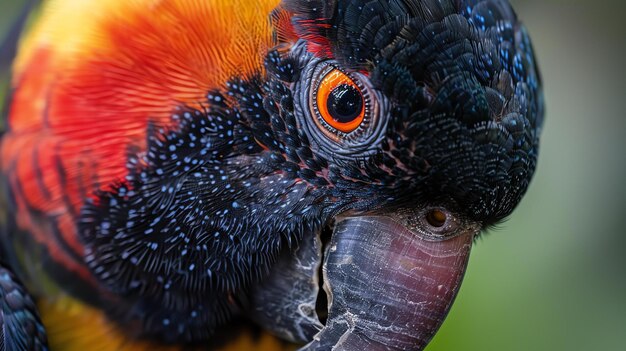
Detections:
[0, 0, 624, 350]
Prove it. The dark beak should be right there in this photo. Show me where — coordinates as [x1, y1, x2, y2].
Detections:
[249, 213, 475, 350]
[301, 215, 474, 350]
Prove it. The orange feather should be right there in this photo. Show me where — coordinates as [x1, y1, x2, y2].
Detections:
[1, 0, 300, 348]
[3, 0, 282, 283]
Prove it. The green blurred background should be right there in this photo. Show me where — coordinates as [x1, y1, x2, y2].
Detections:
[0, 0, 624, 350]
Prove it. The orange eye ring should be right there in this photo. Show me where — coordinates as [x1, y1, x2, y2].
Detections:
[315, 69, 365, 133]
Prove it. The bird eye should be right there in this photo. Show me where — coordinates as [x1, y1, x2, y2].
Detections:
[312, 68, 368, 135]
[425, 209, 448, 228]
[301, 61, 385, 158]
[393, 207, 468, 241]
[421, 207, 460, 237]
[316, 69, 365, 133]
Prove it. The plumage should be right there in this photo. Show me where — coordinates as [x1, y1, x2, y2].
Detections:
[3, 0, 282, 285]
[0, 265, 47, 351]
[0, 0, 544, 349]
[37, 297, 295, 351]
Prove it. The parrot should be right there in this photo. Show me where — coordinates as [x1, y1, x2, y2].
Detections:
[0, 0, 544, 350]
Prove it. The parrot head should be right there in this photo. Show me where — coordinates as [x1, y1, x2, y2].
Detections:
[8, 0, 543, 349]
[246, 1, 544, 349]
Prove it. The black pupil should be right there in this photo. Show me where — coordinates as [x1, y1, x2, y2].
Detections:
[326, 84, 363, 123]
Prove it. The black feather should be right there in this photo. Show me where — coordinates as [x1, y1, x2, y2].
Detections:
[76, 0, 543, 343]
[0, 264, 48, 351]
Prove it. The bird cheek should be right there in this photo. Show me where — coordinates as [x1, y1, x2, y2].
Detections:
[248, 226, 326, 343]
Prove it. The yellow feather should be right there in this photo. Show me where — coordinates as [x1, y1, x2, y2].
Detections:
[39, 297, 299, 351]
[14, 0, 282, 84]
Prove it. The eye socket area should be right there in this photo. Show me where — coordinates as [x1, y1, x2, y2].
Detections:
[314, 68, 366, 134]
[388, 206, 478, 242]
[419, 207, 463, 239]
[303, 62, 385, 157]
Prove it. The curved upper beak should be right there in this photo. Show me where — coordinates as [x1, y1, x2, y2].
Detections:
[300, 215, 474, 351]
[249, 212, 475, 351]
